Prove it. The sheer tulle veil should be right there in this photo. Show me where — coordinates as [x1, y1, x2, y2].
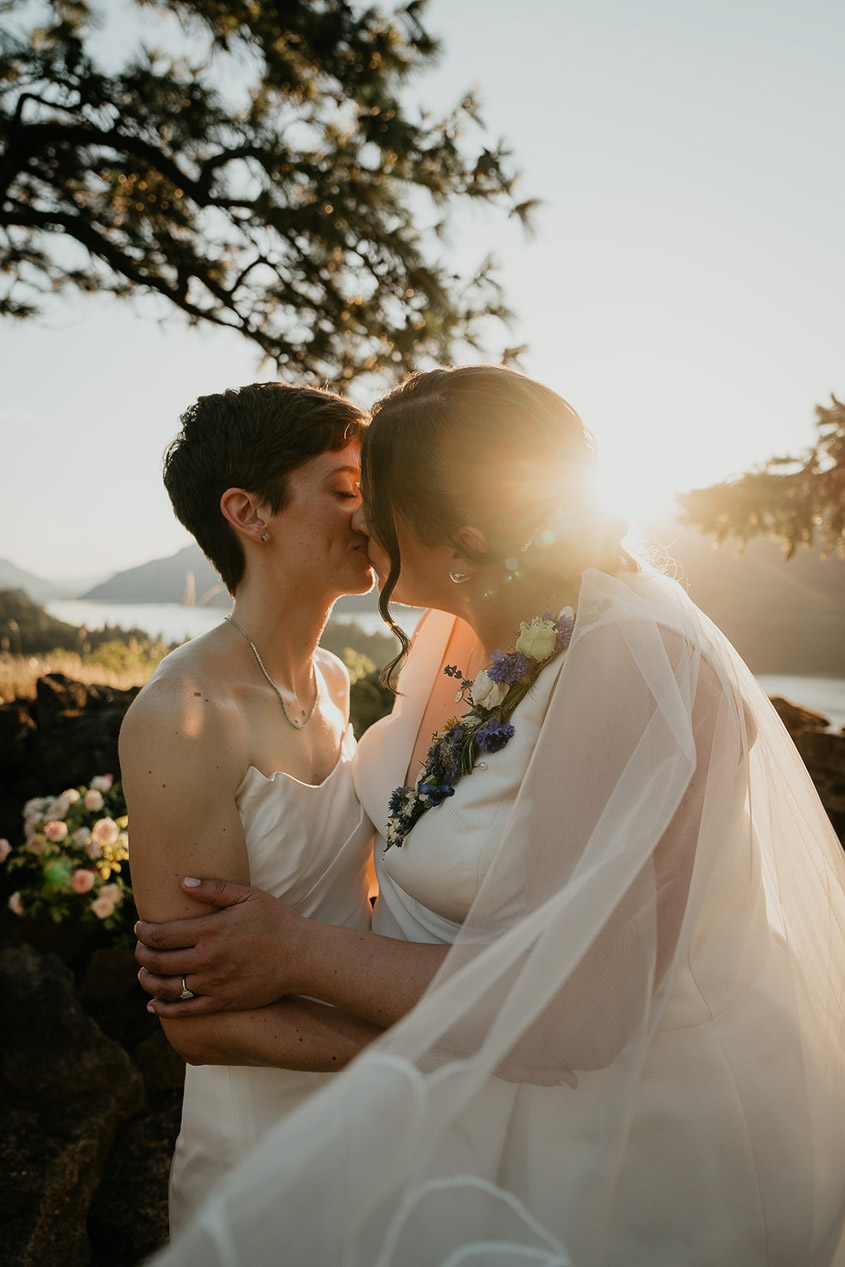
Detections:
[156, 564, 845, 1267]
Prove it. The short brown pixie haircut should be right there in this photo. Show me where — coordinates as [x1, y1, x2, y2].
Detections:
[163, 382, 366, 594]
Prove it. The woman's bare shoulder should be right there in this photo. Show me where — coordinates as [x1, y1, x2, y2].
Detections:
[315, 646, 351, 712]
[121, 632, 245, 758]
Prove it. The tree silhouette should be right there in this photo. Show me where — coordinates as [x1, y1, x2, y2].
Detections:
[0, 0, 534, 382]
[678, 395, 845, 559]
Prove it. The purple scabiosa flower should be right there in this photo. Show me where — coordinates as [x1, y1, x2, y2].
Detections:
[475, 719, 516, 753]
[545, 609, 575, 652]
[487, 649, 530, 685]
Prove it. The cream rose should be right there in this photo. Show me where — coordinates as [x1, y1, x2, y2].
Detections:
[72, 827, 91, 847]
[91, 817, 120, 847]
[84, 788, 104, 812]
[89, 775, 114, 793]
[8, 891, 23, 916]
[98, 882, 123, 904]
[0, 838, 10, 863]
[471, 669, 508, 710]
[515, 617, 558, 661]
[44, 820, 69, 843]
[91, 894, 116, 920]
[72, 869, 96, 894]
[61, 788, 81, 804]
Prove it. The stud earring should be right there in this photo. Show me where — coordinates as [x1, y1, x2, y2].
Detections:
[449, 570, 470, 584]
[260, 532, 270, 542]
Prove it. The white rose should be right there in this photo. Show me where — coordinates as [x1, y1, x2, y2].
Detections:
[89, 775, 114, 793]
[83, 788, 104, 812]
[471, 669, 508, 710]
[515, 618, 558, 661]
[46, 794, 71, 820]
[73, 827, 91, 847]
[23, 797, 47, 818]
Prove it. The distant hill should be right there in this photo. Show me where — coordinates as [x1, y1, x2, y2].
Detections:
[83, 543, 381, 615]
[75, 526, 845, 675]
[0, 558, 97, 603]
[82, 545, 228, 606]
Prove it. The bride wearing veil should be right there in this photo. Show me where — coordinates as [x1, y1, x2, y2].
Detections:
[149, 366, 845, 1266]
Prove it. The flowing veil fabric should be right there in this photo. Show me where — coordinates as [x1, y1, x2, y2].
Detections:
[157, 567, 845, 1267]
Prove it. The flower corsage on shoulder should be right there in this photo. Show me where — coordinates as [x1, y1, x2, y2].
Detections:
[386, 608, 575, 849]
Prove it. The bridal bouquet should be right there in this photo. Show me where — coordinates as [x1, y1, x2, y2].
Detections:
[2, 775, 135, 943]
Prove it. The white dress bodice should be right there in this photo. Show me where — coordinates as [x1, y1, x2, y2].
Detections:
[169, 723, 373, 1236]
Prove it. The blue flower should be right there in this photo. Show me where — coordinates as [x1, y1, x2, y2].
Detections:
[487, 649, 530, 684]
[476, 720, 515, 753]
[418, 782, 456, 807]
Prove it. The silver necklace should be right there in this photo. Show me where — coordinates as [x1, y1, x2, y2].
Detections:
[225, 614, 319, 731]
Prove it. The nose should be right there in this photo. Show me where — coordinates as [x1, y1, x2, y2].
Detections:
[350, 504, 369, 537]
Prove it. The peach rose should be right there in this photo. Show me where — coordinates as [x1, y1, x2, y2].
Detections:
[44, 820, 68, 843]
[72, 869, 96, 894]
[61, 788, 81, 805]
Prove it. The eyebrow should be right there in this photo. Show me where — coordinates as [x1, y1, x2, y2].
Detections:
[323, 464, 360, 480]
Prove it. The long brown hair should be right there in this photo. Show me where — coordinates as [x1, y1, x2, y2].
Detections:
[363, 365, 630, 681]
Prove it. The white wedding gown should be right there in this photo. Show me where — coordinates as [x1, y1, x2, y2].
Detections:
[169, 721, 373, 1235]
[159, 567, 845, 1266]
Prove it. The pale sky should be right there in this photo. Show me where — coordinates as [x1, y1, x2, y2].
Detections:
[1, 0, 843, 582]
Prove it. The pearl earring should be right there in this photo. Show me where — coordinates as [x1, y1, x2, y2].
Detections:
[449, 570, 470, 584]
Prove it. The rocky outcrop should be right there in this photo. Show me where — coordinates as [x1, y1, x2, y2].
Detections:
[0, 674, 139, 844]
[0, 944, 145, 1266]
[770, 696, 845, 841]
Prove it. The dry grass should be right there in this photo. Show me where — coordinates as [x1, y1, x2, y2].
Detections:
[0, 652, 157, 703]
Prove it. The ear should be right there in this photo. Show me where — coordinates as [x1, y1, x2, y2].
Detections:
[450, 526, 489, 575]
[220, 488, 270, 543]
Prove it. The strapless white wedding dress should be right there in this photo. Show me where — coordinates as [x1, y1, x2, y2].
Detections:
[169, 722, 373, 1236]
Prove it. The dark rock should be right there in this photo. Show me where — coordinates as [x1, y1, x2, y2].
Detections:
[795, 730, 845, 841]
[769, 695, 831, 736]
[0, 943, 144, 1267]
[0, 675, 139, 845]
[88, 1089, 181, 1267]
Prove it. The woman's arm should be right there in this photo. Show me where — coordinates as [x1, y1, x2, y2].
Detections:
[137, 880, 448, 1027]
[121, 673, 384, 1066]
